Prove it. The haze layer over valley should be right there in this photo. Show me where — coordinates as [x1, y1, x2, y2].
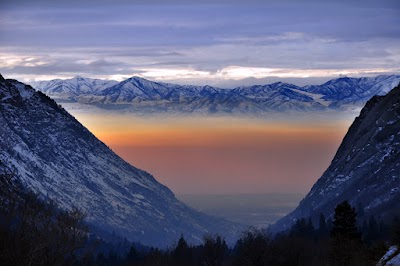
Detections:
[64, 107, 352, 195]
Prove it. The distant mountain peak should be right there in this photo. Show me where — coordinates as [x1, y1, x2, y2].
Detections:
[28, 76, 118, 98]
[127, 76, 152, 83]
[29, 74, 400, 113]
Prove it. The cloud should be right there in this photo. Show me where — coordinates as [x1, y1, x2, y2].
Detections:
[0, 0, 399, 85]
[2, 2, 399, 48]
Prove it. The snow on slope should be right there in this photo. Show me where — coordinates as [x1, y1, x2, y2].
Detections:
[29, 76, 118, 100]
[31, 75, 400, 113]
[0, 75, 241, 247]
[377, 246, 400, 266]
[273, 83, 400, 233]
[289, 88, 331, 107]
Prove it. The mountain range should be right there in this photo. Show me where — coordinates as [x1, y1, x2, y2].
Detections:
[2, 72, 400, 247]
[0, 74, 241, 247]
[274, 82, 400, 232]
[30, 75, 400, 113]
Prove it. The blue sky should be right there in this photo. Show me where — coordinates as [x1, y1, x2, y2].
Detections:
[1, 0, 399, 86]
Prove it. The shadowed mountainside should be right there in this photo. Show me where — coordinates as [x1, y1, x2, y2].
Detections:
[0, 74, 241, 247]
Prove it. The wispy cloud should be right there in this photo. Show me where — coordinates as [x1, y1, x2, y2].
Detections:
[0, 0, 399, 85]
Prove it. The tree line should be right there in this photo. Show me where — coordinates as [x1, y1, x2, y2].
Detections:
[0, 160, 88, 265]
[0, 160, 399, 265]
[93, 200, 399, 266]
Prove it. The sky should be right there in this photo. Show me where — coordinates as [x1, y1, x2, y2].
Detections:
[1, 0, 399, 194]
[1, 0, 399, 87]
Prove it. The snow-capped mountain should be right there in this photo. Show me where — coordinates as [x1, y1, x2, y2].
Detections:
[30, 75, 400, 113]
[273, 83, 400, 232]
[0, 75, 241, 247]
[301, 75, 400, 108]
[82, 77, 213, 103]
[230, 82, 325, 112]
[30, 76, 118, 101]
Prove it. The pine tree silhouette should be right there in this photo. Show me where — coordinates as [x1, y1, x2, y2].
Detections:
[329, 200, 362, 265]
[331, 200, 360, 240]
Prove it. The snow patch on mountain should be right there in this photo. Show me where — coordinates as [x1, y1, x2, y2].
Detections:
[273, 83, 400, 232]
[0, 75, 242, 247]
[29, 76, 118, 99]
[290, 88, 331, 107]
[30, 75, 400, 114]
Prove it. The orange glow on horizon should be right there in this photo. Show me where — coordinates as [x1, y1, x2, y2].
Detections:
[71, 111, 353, 194]
[78, 113, 350, 148]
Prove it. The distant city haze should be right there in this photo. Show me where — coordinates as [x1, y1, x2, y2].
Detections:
[177, 193, 304, 227]
[68, 107, 353, 195]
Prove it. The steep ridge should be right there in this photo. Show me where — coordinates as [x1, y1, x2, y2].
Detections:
[0, 75, 240, 247]
[274, 83, 400, 232]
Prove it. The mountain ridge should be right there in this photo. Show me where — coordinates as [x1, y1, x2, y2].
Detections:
[0, 74, 241, 247]
[28, 74, 400, 113]
[273, 83, 400, 232]
[30, 76, 118, 100]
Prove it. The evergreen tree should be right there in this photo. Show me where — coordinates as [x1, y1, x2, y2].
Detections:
[331, 200, 360, 240]
[126, 245, 139, 263]
[329, 201, 362, 266]
[202, 234, 228, 266]
[234, 229, 271, 266]
[357, 201, 365, 218]
[326, 218, 333, 232]
[307, 217, 314, 233]
[365, 215, 379, 243]
[318, 213, 328, 237]
[290, 218, 310, 238]
[174, 234, 192, 266]
[392, 217, 400, 246]
[362, 219, 369, 235]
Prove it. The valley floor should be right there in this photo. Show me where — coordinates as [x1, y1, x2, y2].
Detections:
[178, 193, 304, 227]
